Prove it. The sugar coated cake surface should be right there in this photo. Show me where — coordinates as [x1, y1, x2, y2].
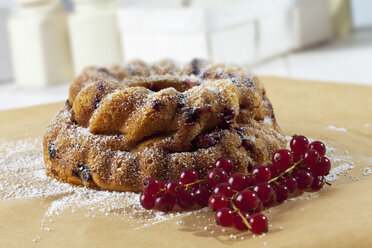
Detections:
[43, 59, 285, 192]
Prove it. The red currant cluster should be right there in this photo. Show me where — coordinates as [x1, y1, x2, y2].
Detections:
[139, 135, 331, 235]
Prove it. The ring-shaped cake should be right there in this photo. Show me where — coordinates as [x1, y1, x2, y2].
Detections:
[43, 59, 285, 192]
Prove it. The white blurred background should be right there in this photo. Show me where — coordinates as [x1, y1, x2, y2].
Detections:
[0, 0, 371, 110]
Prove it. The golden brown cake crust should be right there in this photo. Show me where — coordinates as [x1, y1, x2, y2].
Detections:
[43, 59, 286, 192]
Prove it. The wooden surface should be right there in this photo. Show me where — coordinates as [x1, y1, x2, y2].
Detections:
[0, 76, 372, 248]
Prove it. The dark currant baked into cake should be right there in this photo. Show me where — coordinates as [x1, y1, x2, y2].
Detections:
[43, 59, 285, 192]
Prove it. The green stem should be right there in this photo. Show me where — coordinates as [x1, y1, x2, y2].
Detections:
[184, 179, 206, 189]
[227, 191, 240, 201]
[230, 200, 252, 230]
[268, 159, 303, 184]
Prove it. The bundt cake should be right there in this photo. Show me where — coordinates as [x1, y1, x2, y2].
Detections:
[43, 59, 286, 192]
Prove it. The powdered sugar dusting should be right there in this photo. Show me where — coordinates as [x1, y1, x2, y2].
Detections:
[325, 163, 355, 182]
[327, 125, 348, 132]
[0, 138, 74, 200]
[0, 138, 191, 229]
[323, 142, 355, 182]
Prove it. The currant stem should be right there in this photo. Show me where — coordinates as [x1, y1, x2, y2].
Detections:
[184, 179, 206, 189]
[230, 200, 252, 230]
[226, 191, 240, 201]
[268, 159, 303, 184]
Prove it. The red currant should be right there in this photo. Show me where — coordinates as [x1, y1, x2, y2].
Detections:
[290, 135, 309, 155]
[252, 165, 271, 184]
[194, 184, 212, 207]
[309, 141, 326, 156]
[213, 183, 234, 197]
[179, 169, 199, 185]
[207, 168, 228, 187]
[272, 149, 293, 172]
[249, 213, 268, 234]
[253, 201, 263, 214]
[177, 190, 195, 210]
[139, 137, 331, 234]
[303, 149, 320, 166]
[277, 176, 297, 193]
[215, 157, 233, 175]
[267, 163, 278, 178]
[234, 190, 260, 212]
[263, 190, 277, 207]
[142, 178, 160, 196]
[166, 180, 185, 197]
[140, 193, 155, 209]
[155, 194, 176, 212]
[208, 193, 228, 210]
[157, 180, 166, 190]
[215, 208, 235, 227]
[311, 176, 325, 191]
[313, 156, 331, 176]
[228, 172, 251, 191]
[274, 184, 289, 202]
[299, 164, 313, 173]
[293, 169, 314, 190]
[291, 151, 303, 163]
[253, 183, 274, 203]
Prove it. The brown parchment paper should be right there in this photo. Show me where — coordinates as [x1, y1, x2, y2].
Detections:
[0, 76, 371, 248]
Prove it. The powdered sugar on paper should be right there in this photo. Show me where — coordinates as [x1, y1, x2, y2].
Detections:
[327, 125, 348, 132]
[0, 138, 190, 229]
